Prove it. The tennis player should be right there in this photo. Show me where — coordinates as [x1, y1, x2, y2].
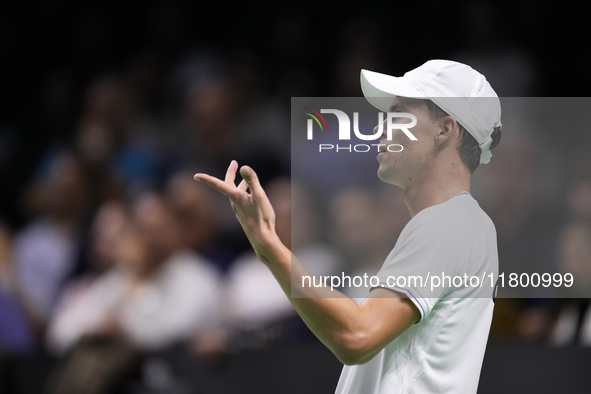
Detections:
[194, 60, 502, 393]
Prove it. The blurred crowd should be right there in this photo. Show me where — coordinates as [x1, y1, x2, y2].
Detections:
[1, 1, 591, 393]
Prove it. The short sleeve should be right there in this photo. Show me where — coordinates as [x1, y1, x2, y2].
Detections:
[376, 208, 463, 322]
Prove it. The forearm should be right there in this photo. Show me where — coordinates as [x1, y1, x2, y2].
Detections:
[256, 236, 378, 364]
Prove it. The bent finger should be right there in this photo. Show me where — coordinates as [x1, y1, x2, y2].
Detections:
[237, 179, 249, 193]
[239, 166, 265, 199]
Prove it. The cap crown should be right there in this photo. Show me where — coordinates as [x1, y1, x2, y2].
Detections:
[360, 60, 502, 164]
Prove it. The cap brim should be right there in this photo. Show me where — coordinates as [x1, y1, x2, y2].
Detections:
[360, 69, 427, 112]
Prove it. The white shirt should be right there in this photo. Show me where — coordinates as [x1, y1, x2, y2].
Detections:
[47, 250, 221, 353]
[336, 193, 498, 394]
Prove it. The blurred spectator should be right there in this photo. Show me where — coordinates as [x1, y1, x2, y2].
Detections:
[13, 151, 91, 333]
[0, 223, 13, 292]
[47, 194, 221, 354]
[549, 223, 591, 347]
[549, 155, 591, 347]
[82, 74, 133, 141]
[167, 51, 289, 183]
[75, 73, 161, 200]
[166, 170, 243, 272]
[476, 134, 562, 339]
[166, 171, 218, 251]
[0, 222, 35, 354]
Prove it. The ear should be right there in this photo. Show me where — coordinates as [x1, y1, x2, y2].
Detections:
[435, 116, 458, 146]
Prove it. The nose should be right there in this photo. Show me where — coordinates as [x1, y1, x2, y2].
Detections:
[373, 118, 388, 136]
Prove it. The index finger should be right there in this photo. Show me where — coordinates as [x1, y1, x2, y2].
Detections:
[225, 160, 239, 184]
[194, 173, 239, 199]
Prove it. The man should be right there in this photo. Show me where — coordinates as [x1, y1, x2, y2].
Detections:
[194, 60, 502, 393]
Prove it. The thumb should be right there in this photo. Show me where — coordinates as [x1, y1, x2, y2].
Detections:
[240, 166, 264, 197]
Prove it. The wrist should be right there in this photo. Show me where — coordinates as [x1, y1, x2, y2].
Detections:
[253, 232, 289, 265]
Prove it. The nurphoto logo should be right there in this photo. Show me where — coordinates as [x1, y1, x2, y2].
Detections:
[303, 108, 418, 153]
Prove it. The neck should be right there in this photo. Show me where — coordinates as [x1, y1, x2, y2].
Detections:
[403, 158, 472, 218]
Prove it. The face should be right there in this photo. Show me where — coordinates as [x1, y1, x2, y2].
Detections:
[90, 201, 128, 271]
[375, 97, 440, 188]
[131, 193, 181, 259]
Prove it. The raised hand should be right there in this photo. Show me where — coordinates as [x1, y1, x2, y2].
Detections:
[193, 160, 283, 263]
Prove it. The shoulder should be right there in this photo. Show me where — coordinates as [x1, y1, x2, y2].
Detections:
[390, 194, 497, 268]
[408, 194, 494, 238]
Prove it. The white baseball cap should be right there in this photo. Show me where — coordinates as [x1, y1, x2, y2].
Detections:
[360, 60, 502, 164]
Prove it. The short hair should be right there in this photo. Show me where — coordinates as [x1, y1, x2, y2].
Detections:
[424, 100, 501, 173]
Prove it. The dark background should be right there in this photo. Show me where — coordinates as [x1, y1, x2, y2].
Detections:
[2, 0, 591, 228]
[1, 1, 591, 393]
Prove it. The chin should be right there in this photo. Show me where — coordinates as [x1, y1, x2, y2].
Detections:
[378, 165, 406, 188]
[377, 166, 395, 185]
